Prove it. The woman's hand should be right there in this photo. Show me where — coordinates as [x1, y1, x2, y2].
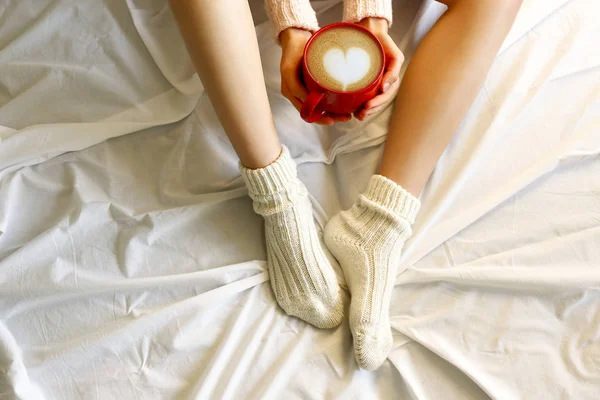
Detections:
[280, 28, 352, 125]
[355, 18, 404, 121]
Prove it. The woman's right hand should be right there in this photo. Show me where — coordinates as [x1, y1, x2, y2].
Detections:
[280, 28, 351, 125]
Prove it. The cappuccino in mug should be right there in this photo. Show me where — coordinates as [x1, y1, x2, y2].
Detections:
[306, 26, 383, 92]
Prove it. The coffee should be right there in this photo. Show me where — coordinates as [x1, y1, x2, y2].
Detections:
[306, 26, 383, 92]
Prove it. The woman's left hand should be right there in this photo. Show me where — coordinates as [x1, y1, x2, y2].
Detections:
[355, 18, 404, 121]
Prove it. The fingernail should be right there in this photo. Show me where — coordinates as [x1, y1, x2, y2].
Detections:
[383, 82, 390, 92]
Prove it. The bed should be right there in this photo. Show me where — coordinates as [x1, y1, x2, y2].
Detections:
[1, 0, 599, 398]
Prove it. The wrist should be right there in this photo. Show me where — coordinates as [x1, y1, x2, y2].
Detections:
[358, 17, 389, 36]
[280, 28, 312, 47]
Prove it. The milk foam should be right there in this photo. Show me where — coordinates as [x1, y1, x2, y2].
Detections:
[306, 26, 382, 92]
[322, 47, 371, 91]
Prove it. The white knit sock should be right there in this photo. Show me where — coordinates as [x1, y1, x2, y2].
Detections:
[324, 175, 420, 369]
[240, 146, 343, 329]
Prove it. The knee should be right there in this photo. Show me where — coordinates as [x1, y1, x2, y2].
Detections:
[438, 0, 523, 17]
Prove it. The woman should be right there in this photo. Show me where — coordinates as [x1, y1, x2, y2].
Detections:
[169, 0, 521, 370]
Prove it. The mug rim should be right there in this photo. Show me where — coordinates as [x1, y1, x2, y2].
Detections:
[302, 22, 386, 95]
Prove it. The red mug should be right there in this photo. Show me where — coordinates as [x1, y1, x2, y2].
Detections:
[300, 22, 386, 123]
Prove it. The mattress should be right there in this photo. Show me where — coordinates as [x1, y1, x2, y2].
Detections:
[1, 0, 599, 398]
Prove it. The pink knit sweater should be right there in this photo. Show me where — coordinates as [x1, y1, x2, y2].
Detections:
[265, 0, 392, 39]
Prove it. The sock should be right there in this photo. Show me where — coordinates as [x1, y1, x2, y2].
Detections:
[324, 174, 420, 369]
[240, 146, 343, 329]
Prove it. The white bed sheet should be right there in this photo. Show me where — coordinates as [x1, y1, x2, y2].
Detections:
[1, 0, 599, 398]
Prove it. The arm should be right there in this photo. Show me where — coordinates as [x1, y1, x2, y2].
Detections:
[343, 0, 393, 25]
[344, 1, 402, 120]
[266, 0, 351, 124]
[265, 0, 319, 40]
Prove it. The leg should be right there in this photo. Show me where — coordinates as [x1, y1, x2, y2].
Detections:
[170, 0, 343, 328]
[169, 0, 280, 169]
[326, 0, 522, 369]
[379, 0, 523, 196]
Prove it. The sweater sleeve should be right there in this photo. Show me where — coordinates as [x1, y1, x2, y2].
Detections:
[264, 0, 320, 39]
[343, 0, 393, 26]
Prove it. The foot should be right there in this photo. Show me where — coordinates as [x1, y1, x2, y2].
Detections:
[325, 175, 420, 369]
[240, 146, 343, 329]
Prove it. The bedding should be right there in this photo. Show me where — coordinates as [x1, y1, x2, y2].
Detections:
[1, 0, 599, 398]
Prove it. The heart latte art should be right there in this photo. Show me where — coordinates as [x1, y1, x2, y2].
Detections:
[307, 27, 382, 92]
[323, 47, 371, 91]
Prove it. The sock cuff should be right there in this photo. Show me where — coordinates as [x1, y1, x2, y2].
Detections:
[362, 175, 421, 224]
[239, 146, 298, 196]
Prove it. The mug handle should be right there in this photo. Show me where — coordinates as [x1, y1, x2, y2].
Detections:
[300, 92, 326, 123]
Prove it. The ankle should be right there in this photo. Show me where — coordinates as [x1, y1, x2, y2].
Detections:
[361, 175, 421, 224]
[239, 144, 282, 170]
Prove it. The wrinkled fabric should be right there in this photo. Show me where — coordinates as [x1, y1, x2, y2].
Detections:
[1, 0, 599, 398]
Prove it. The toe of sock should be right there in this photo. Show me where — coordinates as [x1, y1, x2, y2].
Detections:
[307, 299, 344, 329]
[280, 292, 344, 329]
[353, 325, 393, 370]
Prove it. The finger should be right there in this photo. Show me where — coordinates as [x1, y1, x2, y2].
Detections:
[354, 104, 375, 120]
[286, 83, 331, 124]
[288, 75, 308, 102]
[380, 36, 404, 91]
[355, 105, 371, 120]
[382, 70, 399, 93]
[356, 103, 385, 120]
[281, 61, 308, 101]
[364, 104, 386, 116]
[336, 116, 352, 123]
[364, 93, 393, 110]
[282, 82, 305, 114]
[315, 116, 335, 125]
[364, 80, 400, 110]
[357, 91, 396, 118]
[329, 113, 352, 122]
[284, 80, 337, 125]
[289, 96, 304, 113]
[281, 84, 304, 122]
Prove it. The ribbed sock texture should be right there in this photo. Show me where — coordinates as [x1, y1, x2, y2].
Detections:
[240, 146, 343, 329]
[325, 174, 420, 369]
